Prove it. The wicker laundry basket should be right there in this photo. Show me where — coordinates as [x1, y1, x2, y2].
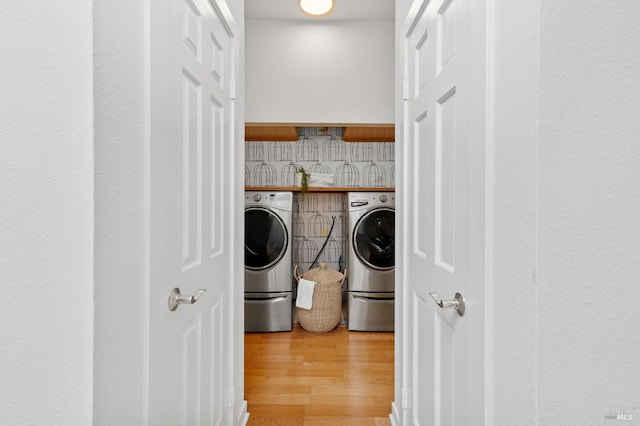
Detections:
[294, 263, 346, 333]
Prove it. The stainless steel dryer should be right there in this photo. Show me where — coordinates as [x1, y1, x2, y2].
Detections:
[347, 192, 395, 331]
[245, 191, 293, 332]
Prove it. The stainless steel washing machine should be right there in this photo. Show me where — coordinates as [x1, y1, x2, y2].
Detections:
[347, 192, 395, 331]
[245, 191, 293, 332]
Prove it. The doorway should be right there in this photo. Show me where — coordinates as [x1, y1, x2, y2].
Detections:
[242, 127, 397, 421]
[243, 0, 398, 421]
[242, 0, 489, 423]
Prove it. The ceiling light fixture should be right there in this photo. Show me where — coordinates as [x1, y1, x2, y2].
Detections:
[299, 0, 334, 17]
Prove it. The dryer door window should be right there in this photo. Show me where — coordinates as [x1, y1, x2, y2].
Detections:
[245, 207, 288, 271]
[353, 207, 395, 270]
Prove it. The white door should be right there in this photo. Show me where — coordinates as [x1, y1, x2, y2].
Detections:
[147, 0, 241, 424]
[400, 0, 486, 423]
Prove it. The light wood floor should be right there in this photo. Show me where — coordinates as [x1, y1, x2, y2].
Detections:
[244, 325, 394, 425]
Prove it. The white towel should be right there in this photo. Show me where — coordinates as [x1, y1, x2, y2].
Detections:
[309, 172, 334, 186]
[296, 278, 316, 310]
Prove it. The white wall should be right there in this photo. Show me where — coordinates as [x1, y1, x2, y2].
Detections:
[492, 1, 640, 424]
[0, 2, 94, 424]
[245, 19, 394, 124]
[536, 1, 640, 422]
[490, 0, 540, 422]
[93, 0, 146, 424]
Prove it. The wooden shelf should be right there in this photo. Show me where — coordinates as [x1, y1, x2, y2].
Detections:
[244, 123, 395, 142]
[245, 125, 298, 141]
[343, 125, 395, 142]
[245, 186, 395, 192]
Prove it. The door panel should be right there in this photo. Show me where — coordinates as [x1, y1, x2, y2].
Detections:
[148, 0, 239, 424]
[181, 314, 203, 425]
[412, 110, 433, 261]
[181, 68, 203, 270]
[413, 294, 434, 423]
[435, 88, 457, 272]
[401, 0, 486, 423]
[208, 299, 224, 422]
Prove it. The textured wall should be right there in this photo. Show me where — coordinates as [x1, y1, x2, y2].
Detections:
[490, 0, 540, 423]
[93, 0, 146, 424]
[536, 1, 640, 423]
[0, 2, 94, 424]
[492, 1, 640, 424]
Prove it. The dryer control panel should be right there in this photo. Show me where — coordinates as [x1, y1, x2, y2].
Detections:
[245, 191, 293, 211]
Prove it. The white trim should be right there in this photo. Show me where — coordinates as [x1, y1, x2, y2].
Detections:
[142, 0, 152, 423]
[483, 0, 495, 423]
[208, 0, 237, 37]
[390, 401, 402, 425]
[237, 400, 249, 425]
[229, 5, 246, 423]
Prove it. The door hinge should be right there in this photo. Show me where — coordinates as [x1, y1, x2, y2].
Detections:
[402, 387, 408, 409]
[230, 79, 236, 100]
[402, 79, 409, 100]
[228, 386, 235, 407]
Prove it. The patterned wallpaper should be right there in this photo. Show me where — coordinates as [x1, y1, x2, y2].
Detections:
[245, 127, 396, 276]
[293, 192, 347, 274]
[245, 127, 395, 189]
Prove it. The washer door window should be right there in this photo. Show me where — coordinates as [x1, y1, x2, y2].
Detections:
[353, 207, 395, 270]
[245, 207, 288, 271]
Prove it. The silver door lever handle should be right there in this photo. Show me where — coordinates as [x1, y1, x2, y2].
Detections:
[429, 292, 465, 316]
[168, 288, 207, 311]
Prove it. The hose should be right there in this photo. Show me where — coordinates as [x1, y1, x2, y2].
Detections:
[308, 216, 336, 271]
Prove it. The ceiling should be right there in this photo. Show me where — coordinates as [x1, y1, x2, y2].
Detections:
[244, 0, 394, 21]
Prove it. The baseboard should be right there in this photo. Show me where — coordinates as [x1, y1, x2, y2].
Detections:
[390, 401, 401, 426]
[237, 400, 249, 426]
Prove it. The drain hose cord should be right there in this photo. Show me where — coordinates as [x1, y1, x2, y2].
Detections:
[308, 216, 336, 271]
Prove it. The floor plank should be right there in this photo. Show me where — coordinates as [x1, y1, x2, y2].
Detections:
[245, 325, 393, 425]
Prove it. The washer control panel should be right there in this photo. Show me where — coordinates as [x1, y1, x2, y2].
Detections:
[348, 192, 395, 209]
